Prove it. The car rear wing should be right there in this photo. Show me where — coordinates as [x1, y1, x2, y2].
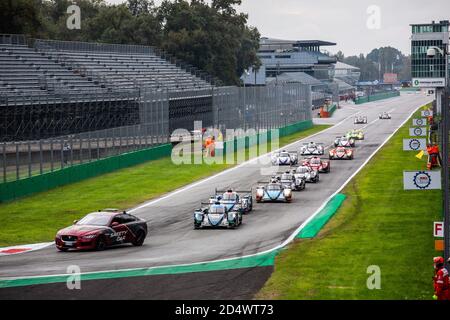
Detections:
[302, 142, 324, 145]
[215, 188, 252, 195]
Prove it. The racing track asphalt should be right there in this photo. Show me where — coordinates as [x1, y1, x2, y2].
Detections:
[0, 93, 432, 296]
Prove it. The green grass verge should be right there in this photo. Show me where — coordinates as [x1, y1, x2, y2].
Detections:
[0, 125, 330, 247]
[256, 107, 442, 300]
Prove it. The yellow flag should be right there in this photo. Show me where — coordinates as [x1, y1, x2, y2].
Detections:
[415, 150, 424, 160]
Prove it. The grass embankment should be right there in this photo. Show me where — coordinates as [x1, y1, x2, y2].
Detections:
[257, 107, 442, 300]
[0, 125, 330, 246]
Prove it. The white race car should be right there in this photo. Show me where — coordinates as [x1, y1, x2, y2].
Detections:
[300, 142, 325, 156]
[379, 112, 391, 119]
[334, 136, 356, 148]
[278, 171, 306, 191]
[354, 116, 368, 124]
[293, 166, 319, 183]
[271, 150, 298, 166]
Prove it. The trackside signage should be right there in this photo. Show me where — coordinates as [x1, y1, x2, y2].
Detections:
[421, 110, 433, 117]
[403, 171, 441, 190]
[409, 127, 427, 137]
[412, 78, 446, 88]
[434, 222, 444, 238]
[412, 118, 428, 126]
[403, 138, 427, 151]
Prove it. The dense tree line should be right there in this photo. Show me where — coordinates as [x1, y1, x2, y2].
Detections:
[334, 47, 411, 82]
[0, 0, 261, 85]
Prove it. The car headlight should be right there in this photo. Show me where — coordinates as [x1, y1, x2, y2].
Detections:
[194, 212, 204, 221]
[81, 234, 97, 240]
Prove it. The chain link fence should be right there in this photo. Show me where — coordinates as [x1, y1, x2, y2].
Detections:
[1, 83, 311, 183]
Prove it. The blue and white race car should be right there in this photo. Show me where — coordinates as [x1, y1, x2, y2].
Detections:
[300, 142, 324, 156]
[334, 136, 356, 148]
[271, 150, 298, 166]
[210, 189, 253, 213]
[194, 202, 243, 229]
[256, 179, 293, 203]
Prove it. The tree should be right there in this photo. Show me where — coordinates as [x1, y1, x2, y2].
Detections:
[0, 0, 258, 85]
[158, 0, 260, 85]
[0, 0, 42, 36]
[127, 0, 153, 16]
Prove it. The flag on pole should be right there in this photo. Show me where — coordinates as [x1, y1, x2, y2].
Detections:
[415, 150, 424, 160]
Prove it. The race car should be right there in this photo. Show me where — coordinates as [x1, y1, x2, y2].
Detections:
[302, 156, 331, 173]
[55, 209, 148, 252]
[210, 189, 253, 213]
[277, 171, 306, 191]
[379, 112, 391, 119]
[194, 202, 242, 229]
[329, 146, 354, 160]
[293, 165, 319, 183]
[334, 136, 356, 148]
[256, 179, 292, 203]
[300, 142, 325, 156]
[346, 129, 365, 140]
[354, 116, 368, 124]
[271, 150, 298, 166]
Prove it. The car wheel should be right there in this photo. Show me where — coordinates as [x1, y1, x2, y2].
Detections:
[132, 230, 146, 246]
[96, 236, 107, 251]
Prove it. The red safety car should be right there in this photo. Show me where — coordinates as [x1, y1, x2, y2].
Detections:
[302, 156, 331, 173]
[329, 147, 354, 160]
[55, 209, 148, 251]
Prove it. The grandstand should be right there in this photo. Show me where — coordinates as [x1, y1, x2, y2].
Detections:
[0, 35, 314, 183]
[0, 35, 214, 141]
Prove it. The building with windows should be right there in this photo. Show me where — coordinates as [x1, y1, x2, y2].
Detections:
[241, 37, 337, 85]
[411, 20, 449, 86]
[334, 61, 361, 85]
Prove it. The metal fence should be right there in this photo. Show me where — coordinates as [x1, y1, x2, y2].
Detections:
[0, 83, 311, 183]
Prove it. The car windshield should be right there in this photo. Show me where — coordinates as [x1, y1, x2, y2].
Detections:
[77, 213, 111, 226]
[222, 193, 236, 201]
[210, 205, 225, 214]
[267, 184, 281, 191]
[280, 152, 289, 157]
[281, 174, 291, 180]
[311, 159, 321, 165]
[297, 167, 309, 173]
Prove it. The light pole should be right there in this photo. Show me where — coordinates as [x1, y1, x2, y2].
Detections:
[243, 69, 250, 130]
[427, 45, 450, 267]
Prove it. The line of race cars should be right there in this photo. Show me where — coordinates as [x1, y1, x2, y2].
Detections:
[54, 113, 392, 249]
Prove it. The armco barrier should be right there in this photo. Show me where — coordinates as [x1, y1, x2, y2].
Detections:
[0, 144, 172, 202]
[0, 120, 313, 202]
[355, 91, 400, 105]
